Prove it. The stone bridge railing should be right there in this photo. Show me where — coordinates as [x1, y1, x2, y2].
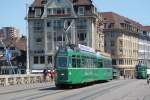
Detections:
[0, 74, 51, 86]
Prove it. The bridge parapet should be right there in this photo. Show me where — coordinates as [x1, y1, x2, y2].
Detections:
[0, 74, 51, 86]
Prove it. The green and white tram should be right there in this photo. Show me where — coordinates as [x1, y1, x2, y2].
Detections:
[54, 44, 113, 88]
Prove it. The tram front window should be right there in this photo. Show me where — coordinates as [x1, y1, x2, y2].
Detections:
[56, 57, 67, 67]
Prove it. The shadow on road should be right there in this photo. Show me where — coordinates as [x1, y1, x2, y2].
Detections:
[39, 86, 61, 91]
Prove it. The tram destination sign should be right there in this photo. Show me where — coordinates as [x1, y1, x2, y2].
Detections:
[78, 44, 95, 53]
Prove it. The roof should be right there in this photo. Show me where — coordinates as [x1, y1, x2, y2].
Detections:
[31, 0, 44, 7]
[101, 12, 143, 28]
[143, 26, 150, 31]
[73, 0, 93, 5]
[13, 37, 27, 51]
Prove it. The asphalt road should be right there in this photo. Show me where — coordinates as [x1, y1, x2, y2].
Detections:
[0, 79, 149, 100]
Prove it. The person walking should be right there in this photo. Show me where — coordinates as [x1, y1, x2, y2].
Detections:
[147, 74, 150, 84]
[49, 69, 55, 82]
[43, 68, 48, 82]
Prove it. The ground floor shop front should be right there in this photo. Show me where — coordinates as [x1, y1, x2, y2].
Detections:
[113, 65, 136, 79]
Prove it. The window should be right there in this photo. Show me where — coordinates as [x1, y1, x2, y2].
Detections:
[66, 8, 71, 14]
[110, 40, 115, 47]
[78, 33, 86, 41]
[57, 36, 63, 41]
[119, 59, 123, 65]
[48, 56, 52, 64]
[104, 23, 107, 28]
[110, 33, 115, 37]
[33, 21, 43, 31]
[72, 56, 77, 67]
[81, 56, 86, 67]
[53, 20, 64, 29]
[34, 56, 38, 64]
[119, 40, 123, 47]
[35, 8, 41, 17]
[40, 56, 45, 64]
[10, 47, 15, 50]
[0, 47, 4, 50]
[47, 8, 52, 15]
[76, 56, 81, 67]
[57, 8, 61, 14]
[97, 60, 103, 68]
[53, 8, 57, 14]
[47, 21, 51, 27]
[111, 50, 115, 55]
[78, 7, 84, 15]
[56, 56, 67, 67]
[57, 0, 61, 3]
[112, 59, 116, 65]
[108, 23, 114, 28]
[77, 19, 87, 29]
[103, 60, 112, 68]
[36, 38, 42, 42]
[120, 23, 124, 28]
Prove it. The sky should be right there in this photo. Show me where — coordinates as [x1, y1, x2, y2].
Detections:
[0, 0, 150, 36]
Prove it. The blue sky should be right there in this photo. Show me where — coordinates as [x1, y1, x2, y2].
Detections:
[0, 0, 150, 35]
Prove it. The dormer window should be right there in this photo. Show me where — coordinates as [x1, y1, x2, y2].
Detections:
[66, 8, 71, 14]
[78, 7, 84, 15]
[35, 8, 41, 17]
[47, 8, 52, 15]
[57, 0, 61, 3]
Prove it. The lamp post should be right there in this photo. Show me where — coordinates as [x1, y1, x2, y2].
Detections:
[26, 2, 30, 74]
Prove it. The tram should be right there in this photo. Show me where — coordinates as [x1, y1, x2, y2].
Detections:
[54, 44, 113, 88]
[136, 64, 147, 79]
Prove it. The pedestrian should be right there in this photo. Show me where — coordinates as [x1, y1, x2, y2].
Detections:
[123, 74, 125, 79]
[43, 68, 48, 82]
[49, 69, 55, 82]
[147, 74, 150, 84]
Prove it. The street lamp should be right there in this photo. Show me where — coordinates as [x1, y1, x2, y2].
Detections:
[25, 3, 30, 74]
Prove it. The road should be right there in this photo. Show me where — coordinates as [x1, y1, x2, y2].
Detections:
[0, 79, 150, 100]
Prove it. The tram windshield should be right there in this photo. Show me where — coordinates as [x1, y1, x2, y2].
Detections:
[56, 56, 67, 67]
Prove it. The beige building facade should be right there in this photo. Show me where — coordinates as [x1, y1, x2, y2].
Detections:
[101, 12, 142, 78]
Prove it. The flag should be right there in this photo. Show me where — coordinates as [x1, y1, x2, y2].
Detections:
[5, 48, 11, 62]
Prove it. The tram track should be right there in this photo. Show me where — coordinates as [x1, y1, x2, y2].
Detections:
[11, 80, 122, 100]
[60, 80, 137, 100]
[80, 80, 139, 100]
[0, 80, 140, 100]
[0, 84, 54, 96]
[11, 88, 68, 100]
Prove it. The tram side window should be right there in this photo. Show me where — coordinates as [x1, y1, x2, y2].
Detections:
[97, 60, 103, 68]
[103, 60, 111, 68]
[88, 57, 93, 68]
[76, 56, 81, 67]
[72, 55, 81, 68]
[81, 56, 86, 68]
[93, 58, 97, 68]
[85, 57, 89, 68]
[72, 56, 76, 68]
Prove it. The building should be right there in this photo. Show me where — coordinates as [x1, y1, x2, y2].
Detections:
[0, 27, 20, 40]
[27, 0, 101, 71]
[0, 37, 26, 74]
[101, 12, 143, 78]
[96, 13, 104, 52]
[141, 26, 150, 68]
